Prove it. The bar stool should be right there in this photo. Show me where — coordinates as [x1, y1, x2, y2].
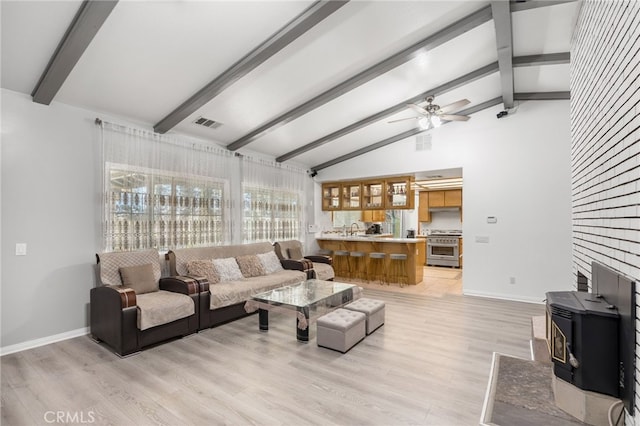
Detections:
[368, 252, 386, 285]
[349, 251, 366, 281]
[388, 253, 408, 287]
[333, 250, 350, 279]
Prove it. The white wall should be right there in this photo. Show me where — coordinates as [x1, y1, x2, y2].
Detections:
[2, 90, 100, 351]
[315, 100, 574, 302]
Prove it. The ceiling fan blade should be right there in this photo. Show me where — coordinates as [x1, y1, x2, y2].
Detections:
[439, 114, 470, 122]
[408, 103, 429, 115]
[388, 116, 419, 123]
[438, 99, 470, 114]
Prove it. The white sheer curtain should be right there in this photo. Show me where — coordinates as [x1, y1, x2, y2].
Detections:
[99, 120, 238, 252]
[240, 156, 307, 244]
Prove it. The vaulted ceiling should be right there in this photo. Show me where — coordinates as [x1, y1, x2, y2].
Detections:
[1, 0, 578, 172]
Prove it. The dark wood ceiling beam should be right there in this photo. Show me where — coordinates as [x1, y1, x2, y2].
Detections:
[510, 0, 578, 13]
[227, 4, 493, 151]
[311, 97, 504, 172]
[277, 52, 567, 162]
[491, 1, 514, 109]
[276, 61, 499, 162]
[31, 0, 118, 105]
[515, 91, 570, 100]
[512, 52, 570, 67]
[153, 0, 349, 134]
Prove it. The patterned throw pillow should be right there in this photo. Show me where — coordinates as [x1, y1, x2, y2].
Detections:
[186, 259, 220, 284]
[119, 263, 158, 294]
[257, 251, 284, 274]
[236, 255, 267, 278]
[212, 257, 244, 282]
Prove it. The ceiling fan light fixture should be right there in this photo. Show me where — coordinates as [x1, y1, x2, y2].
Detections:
[418, 117, 430, 130]
[430, 115, 442, 127]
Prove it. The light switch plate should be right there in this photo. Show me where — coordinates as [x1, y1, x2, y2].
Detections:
[15, 243, 27, 256]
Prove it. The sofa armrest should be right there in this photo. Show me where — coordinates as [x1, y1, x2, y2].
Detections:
[160, 276, 207, 295]
[281, 258, 313, 272]
[305, 255, 332, 265]
[91, 285, 137, 309]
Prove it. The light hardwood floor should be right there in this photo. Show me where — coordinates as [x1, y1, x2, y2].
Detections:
[1, 268, 543, 425]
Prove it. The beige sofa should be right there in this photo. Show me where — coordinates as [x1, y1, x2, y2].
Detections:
[166, 242, 311, 329]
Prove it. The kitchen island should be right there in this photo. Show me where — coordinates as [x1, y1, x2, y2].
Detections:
[316, 235, 425, 285]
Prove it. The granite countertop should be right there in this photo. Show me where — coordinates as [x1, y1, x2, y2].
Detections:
[316, 235, 423, 243]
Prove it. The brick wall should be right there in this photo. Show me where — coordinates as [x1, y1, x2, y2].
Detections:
[571, 1, 640, 422]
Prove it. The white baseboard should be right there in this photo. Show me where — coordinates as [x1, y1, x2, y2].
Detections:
[463, 289, 545, 304]
[1, 327, 89, 356]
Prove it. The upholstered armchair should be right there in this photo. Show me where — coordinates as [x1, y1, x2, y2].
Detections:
[91, 249, 200, 356]
[274, 240, 335, 281]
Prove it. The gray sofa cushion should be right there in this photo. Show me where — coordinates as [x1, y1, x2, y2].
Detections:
[209, 269, 306, 309]
[212, 257, 244, 281]
[258, 251, 283, 274]
[313, 262, 335, 281]
[136, 290, 194, 330]
[171, 242, 274, 276]
[119, 263, 158, 294]
[186, 259, 220, 284]
[236, 254, 267, 278]
[99, 249, 162, 286]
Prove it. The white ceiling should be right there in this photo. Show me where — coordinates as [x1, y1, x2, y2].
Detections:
[1, 0, 579, 171]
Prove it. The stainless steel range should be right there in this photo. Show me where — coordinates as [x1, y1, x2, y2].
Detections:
[426, 229, 461, 268]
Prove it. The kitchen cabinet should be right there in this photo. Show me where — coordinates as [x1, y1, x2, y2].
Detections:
[362, 180, 385, 209]
[321, 183, 341, 210]
[322, 176, 414, 211]
[362, 210, 386, 222]
[418, 192, 431, 222]
[419, 189, 462, 222]
[459, 237, 463, 268]
[427, 189, 462, 208]
[445, 189, 462, 207]
[384, 177, 414, 209]
[428, 191, 446, 207]
[341, 183, 361, 210]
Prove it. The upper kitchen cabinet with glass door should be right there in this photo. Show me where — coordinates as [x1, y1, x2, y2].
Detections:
[341, 182, 361, 210]
[321, 183, 341, 211]
[362, 180, 385, 209]
[385, 176, 414, 209]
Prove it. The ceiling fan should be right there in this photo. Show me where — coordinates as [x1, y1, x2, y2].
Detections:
[389, 95, 471, 130]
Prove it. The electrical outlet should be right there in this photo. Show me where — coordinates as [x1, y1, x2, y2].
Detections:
[509, 277, 516, 285]
[475, 236, 490, 243]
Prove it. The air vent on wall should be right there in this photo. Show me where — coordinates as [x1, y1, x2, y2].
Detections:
[194, 117, 223, 129]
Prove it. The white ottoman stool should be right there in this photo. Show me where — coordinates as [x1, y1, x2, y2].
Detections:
[344, 298, 385, 334]
[317, 308, 366, 353]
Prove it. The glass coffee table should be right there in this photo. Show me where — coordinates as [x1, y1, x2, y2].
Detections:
[246, 279, 359, 342]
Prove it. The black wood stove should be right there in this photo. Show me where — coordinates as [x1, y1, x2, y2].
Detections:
[545, 290, 619, 397]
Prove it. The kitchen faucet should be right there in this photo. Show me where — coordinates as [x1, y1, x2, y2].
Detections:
[350, 222, 359, 236]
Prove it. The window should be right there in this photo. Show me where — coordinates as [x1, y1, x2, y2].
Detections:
[106, 165, 228, 252]
[242, 185, 302, 243]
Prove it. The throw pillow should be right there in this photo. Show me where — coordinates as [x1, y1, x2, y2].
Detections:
[236, 255, 267, 278]
[212, 257, 244, 282]
[257, 251, 284, 274]
[288, 247, 304, 260]
[119, 263, 158, 294]
[186, 259, 220, 284]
